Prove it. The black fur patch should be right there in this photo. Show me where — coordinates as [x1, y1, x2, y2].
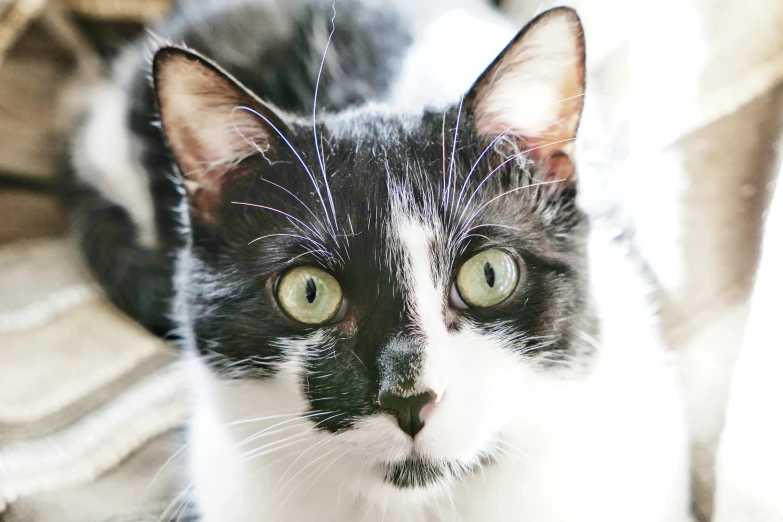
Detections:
[383, 455, 485, 489]
[65, 0, 596, 482]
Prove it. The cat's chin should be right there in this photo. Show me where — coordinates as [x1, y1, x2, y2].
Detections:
[380, 453, 494, 489]
[340, 413, 502, 490]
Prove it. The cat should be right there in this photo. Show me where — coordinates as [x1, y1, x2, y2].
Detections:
[63, 0, 693, 520]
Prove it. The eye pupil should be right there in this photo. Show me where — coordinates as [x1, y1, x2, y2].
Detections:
[277, 266, 342, 324]
[483, 262, 495, 288]
[454, 249, 519, 308]
[305, 278, 317, 303]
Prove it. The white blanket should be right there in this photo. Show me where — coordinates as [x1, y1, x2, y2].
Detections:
[0, 240, 186, 515]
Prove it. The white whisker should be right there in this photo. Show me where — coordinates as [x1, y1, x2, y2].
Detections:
[460, 179, 563, 234]
[458, 137, 575, 224]
[268, 439, 341, 510]
[248, 232, 326, 249]
[145, 439, 188, 501]
[234, 107, 333, 236]
[230, 201, 325, 245]
[454, 125, 514, 212]
[236, 411, 334, 447]
[312, 3, 339, 232]
[441, 109, 447, 200]
[258, 177, 328, 234]
[445, 93, 466, 218]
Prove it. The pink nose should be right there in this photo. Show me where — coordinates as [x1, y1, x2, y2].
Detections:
[378, 390, 437, 438]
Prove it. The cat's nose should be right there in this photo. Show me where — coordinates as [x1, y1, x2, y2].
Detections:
[378, 389, 437, 438]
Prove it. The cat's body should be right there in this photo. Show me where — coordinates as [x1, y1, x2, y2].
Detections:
[64, 1, 692, 521]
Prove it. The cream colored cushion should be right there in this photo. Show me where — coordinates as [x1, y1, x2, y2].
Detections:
[0, 240, 185, 515]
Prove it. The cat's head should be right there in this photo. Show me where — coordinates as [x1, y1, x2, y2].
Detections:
[155, 7, 593, 492]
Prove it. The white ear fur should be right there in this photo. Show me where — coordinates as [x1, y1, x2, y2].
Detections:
[153, 47, 285, 217]
[469, 8, 585, 181]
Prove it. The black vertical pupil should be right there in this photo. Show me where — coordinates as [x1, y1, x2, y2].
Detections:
[483, 262, 495, 288]
[305, 277, 317, 303]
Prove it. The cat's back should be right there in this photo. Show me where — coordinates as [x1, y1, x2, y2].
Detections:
[135, 0, 408, 114]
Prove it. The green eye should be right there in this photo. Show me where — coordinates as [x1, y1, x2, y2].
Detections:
[455, 249, 519, 308]
[276, 266, 343, 324]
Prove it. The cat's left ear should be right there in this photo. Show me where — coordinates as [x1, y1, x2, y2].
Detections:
[153, 46, 288, 221]
[467, 7, 585, 184]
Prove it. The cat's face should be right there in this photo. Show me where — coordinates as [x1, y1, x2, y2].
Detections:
[156, 8, 591, 491]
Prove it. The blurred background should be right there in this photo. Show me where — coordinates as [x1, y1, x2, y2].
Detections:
[0, 0, 781, 521]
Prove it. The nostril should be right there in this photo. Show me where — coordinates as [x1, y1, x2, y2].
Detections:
[378, 389, 437, 438]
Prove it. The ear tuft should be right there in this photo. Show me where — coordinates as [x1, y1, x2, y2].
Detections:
[467, 7, 585, 184]
[153, 47, 286, 220]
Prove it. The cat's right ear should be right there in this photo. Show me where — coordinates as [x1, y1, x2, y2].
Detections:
[466, 7, 585, 186]
[153, 47, 286, 221]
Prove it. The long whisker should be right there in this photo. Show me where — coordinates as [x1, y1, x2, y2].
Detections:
[242, 433, 315, 462]
[258, 436, 338, 519]
[302, 448, 350, 495]
[516, 338, 560, 357]
[261, 412, 344, 498]
[234, 106, 332, 236]
[257, 177, 327, 233]
[490, 439, 531, 465]
[268, 439, 341, 508]
[231, 201, 323, 241]
[494, 438, 535, 467]
[484, 441, 519, 467]
[237, 420, 317, 451]
[226, 410, 315, 428]
[249, 442, 325, 475]
[441, 110, 447, 201]
[288, 248, 336, 264]
[463, 223, 523, 234]
[457, 137, 576, 225]
[312, 3, 339, 232]
[248, 233, 327, 250]
[236, 411, 334, 447]
[145, 439, 188, 500]
[274, 446, 346, 515]
[459, 233, 493, 243]
[380, 489, 390, 522]
[244, 412, 340, 469]
[159, 482, 194, 522]
[454, 125, 514, 212]
[460, 179, 564, 234]
[445, 93, 466, 218]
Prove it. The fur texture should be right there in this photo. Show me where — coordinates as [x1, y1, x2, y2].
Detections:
[63, 1, 692, 520]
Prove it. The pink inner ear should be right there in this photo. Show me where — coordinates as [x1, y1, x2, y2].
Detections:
[167, 102, 264, 179]
[180, 164, 233, 221]
[521, 123, 580, 183]
[154, 48, 282, 221]
[468, 8, 585, 184]
[540, 152, 575, 183]
[174, 124, 224, 178]
[167, 117, 240, 220]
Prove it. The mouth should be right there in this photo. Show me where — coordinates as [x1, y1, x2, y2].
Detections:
[382, 453, 495, 488]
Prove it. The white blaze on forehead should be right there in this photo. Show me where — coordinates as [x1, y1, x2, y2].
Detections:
[393, 218, 450, 398]
[395, 220, 447, 341]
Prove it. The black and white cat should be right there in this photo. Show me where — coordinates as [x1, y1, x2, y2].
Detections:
[64, 0, 693, 520]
